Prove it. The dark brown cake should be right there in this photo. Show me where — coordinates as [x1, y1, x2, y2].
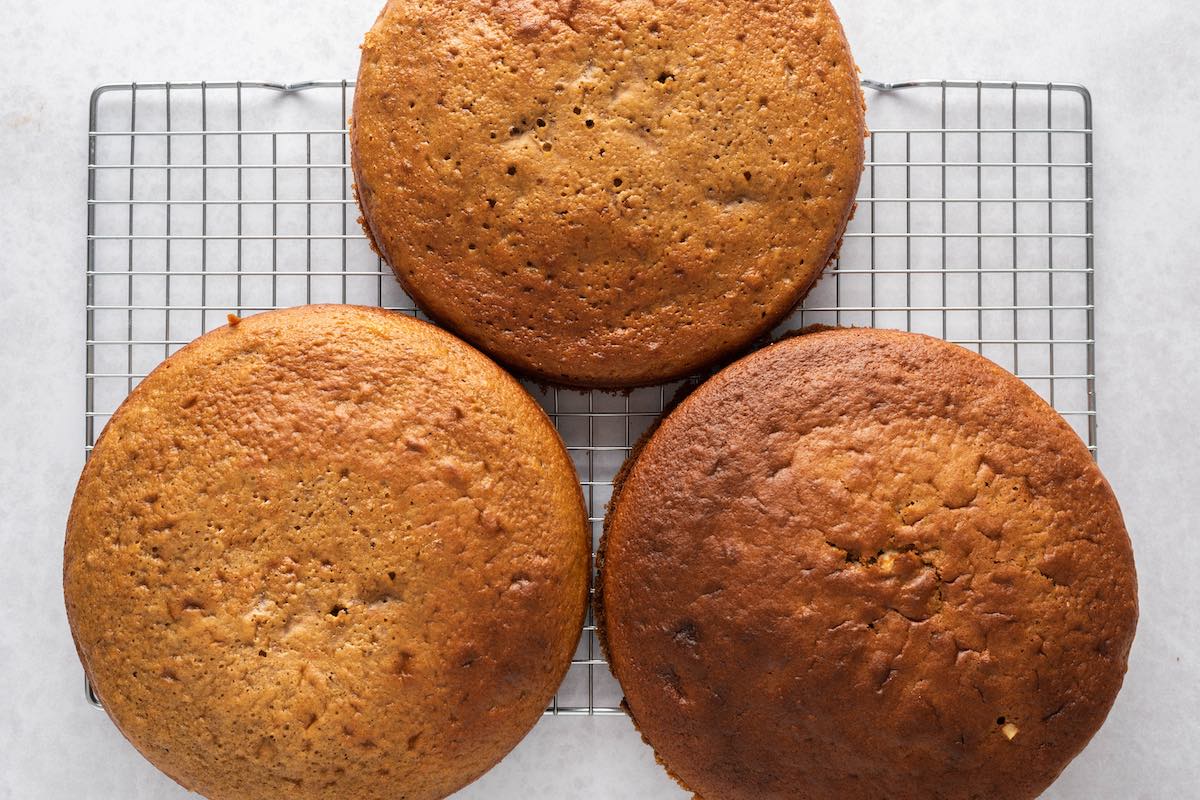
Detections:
[599, 327, 1137, 800]
[65, 305, 590, 800]
[351, 0, 865, 387]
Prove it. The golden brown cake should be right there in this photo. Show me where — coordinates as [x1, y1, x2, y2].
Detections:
[64, 305, 589, 800]
[351, 0, 865, 388]
[599, 328, 1137, 800]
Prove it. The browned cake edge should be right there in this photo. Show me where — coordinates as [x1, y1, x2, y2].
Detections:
[593, 376, 717, 799]
[592, 328, 840, 800]
[62, 311, 256, 796]
[594, 325, 836, 668]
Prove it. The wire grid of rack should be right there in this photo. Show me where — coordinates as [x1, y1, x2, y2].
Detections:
[85, 78, 1095, 715]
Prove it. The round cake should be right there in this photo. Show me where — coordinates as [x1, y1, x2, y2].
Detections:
[599, 328, 1137, 800]
[351, 0, 865, 387]
[64, 305, 589, 800]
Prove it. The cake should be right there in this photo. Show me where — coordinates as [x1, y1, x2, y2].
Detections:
[598, 327, 1138, 800]
[64, 305, 590, 800]
[351, 0, 865, 387]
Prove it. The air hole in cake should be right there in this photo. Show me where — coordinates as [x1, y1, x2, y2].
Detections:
[673, 622, 698, 647]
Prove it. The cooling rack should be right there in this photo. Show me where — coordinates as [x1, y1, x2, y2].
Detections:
[84, 78, 1096, 715]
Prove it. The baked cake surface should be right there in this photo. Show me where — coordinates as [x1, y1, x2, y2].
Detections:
[64, 305, 589, 800]
[351, 0, 865, 387]
[599, 327, 1137, 800]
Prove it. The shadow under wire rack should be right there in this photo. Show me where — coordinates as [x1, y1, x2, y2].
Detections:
[84, 78, 1096, 715]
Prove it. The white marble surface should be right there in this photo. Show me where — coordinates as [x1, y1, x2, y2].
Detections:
[1, 1, 1197, 797]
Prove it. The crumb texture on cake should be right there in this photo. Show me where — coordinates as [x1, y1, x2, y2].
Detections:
[64, 305, 589, 800]
[599, 327, 1137, 800]
[351, 0, 865, 387]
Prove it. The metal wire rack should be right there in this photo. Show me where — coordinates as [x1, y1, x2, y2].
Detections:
[84, 78, 1095, 715]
